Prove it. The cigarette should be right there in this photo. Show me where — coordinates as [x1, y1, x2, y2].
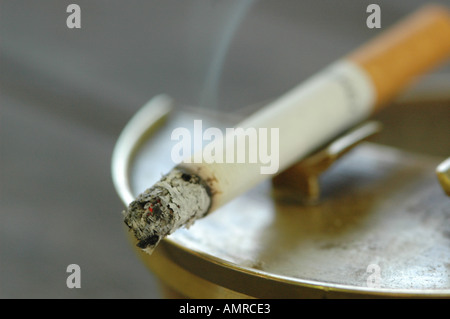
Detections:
[123, 5, 450, 254]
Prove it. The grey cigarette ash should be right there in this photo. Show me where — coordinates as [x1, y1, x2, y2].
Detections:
[123, 168, 211, 254]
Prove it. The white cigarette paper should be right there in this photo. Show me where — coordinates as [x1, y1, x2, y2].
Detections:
[181, 60, 375, 212]
[123, 60, 375, 253]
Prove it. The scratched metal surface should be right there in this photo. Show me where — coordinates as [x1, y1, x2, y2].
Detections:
[1, 0, 449, 298]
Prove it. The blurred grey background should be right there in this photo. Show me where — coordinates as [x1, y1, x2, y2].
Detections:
[1, 0, 449, 298]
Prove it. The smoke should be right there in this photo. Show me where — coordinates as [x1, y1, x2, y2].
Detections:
[188, 0, 258, 109]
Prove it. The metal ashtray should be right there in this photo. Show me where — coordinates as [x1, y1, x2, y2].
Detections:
[112, 92, 450, 298]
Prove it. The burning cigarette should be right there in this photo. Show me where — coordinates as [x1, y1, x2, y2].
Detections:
[123, 5, 450, 254]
